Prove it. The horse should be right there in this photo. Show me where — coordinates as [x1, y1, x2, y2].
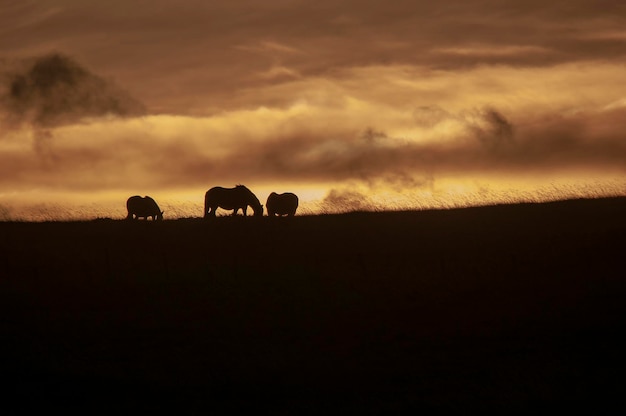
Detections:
[266, 192, 299, 217]
[126, 195, 164, 221]
[204, 185, 263, 218]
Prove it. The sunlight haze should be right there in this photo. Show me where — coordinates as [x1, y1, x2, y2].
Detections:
[1, 1, 625, 220]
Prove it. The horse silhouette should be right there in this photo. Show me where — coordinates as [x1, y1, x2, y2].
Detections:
[204, 185, 263, 218]
[126, 195, 164, 221]
[266, 192, 299, 217]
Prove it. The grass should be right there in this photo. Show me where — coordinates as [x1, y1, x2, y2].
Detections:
[1, 197, 625, 414]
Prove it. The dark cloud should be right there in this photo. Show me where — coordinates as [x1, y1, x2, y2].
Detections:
[2, 2, 625, 115]
[468, 108, 515, 148]
[1, 53, 145, 129]
[1, 102, 623, 196]
[413, 106, 452, 128]
[360, 127, 388, 143]
[254, 109, 620, 181]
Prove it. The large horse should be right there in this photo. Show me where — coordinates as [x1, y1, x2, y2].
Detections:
[126, 195, 164, 221]
[266, 192, 299, 217]
[204, 185, 263, 218]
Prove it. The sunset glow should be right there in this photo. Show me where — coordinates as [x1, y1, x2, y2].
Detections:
[1, 1, 625, 220]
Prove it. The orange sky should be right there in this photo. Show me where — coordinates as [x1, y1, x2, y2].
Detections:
[1, 1, 625, 220]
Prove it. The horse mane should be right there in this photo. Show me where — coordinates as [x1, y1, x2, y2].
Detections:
[234, 184, 252, 195]
[230, 184, 258, 205]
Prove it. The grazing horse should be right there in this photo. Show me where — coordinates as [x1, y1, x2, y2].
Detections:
[126, 195, 164, 221]
[266, 192, 299, 217]
[204, 185, 263, 218]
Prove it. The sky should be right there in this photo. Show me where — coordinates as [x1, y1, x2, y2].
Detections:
[1, 0, 625, 220]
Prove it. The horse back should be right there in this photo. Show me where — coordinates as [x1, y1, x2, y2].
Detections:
[127, 195, 162, 218]
[205, 186, 238, 210]
[267, 192, 299, 216]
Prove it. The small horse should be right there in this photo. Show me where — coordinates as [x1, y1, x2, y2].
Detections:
[204, 185, 263, 218]
[126, 195, 164, 221]
[266, 192, 299, 217]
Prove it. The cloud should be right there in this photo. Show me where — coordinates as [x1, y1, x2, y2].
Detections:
[1, 57, 625, 201]
[432, 45, 553, 57]
[237, 40, 303, 56]
[0, 53, 145, 129]
[465, 108, 515, 149]
[1, 99, 623, 197]
[256, 66, 302, 82]
[3, 2, 626, 116]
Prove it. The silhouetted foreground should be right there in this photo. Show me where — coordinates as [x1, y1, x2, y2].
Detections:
[1, 197, 625, 414]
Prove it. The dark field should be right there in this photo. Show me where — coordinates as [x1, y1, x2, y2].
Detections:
[1, 197, 625, 414]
